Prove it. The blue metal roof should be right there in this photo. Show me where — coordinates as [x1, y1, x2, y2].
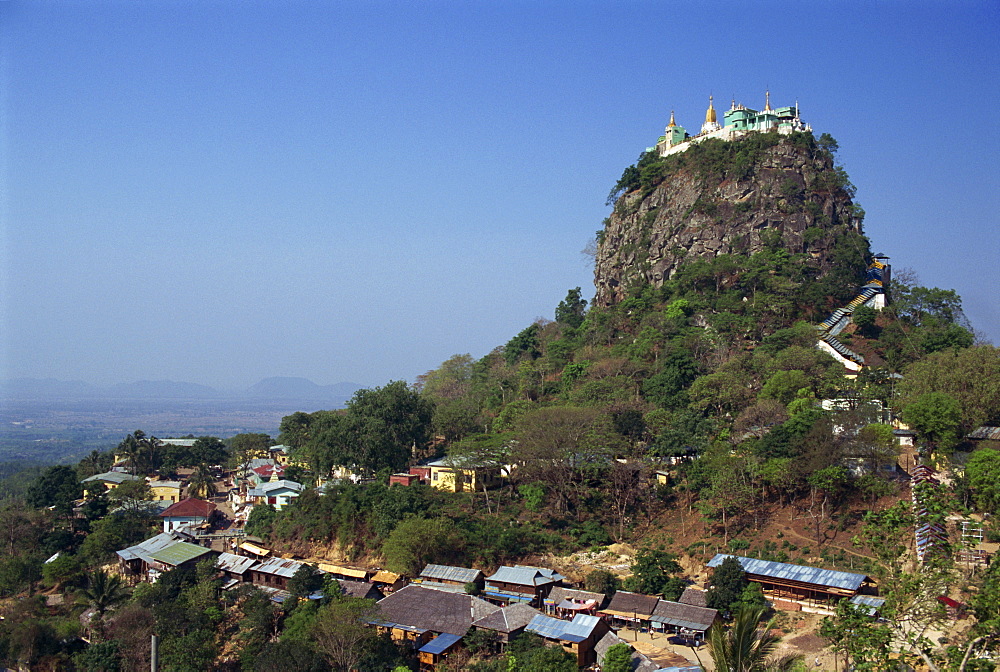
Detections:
[419, 633, 463, 655]
[525, 613, 600, 643]
[849, 595, 885, 616]
[707, 555, 867, 591]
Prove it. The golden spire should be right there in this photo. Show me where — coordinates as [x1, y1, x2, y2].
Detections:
[667, 110, 676, 128]
[764, 89, 772, 112]
[705, 95, 717, 124]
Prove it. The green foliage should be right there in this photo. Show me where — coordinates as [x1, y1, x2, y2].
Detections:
[26, 465, 82, 514]
[555, 287, 588, 328]
[622, 548, 684, 598]
[584, 569, 621, 598]
[902, 391, 963, 454]
[601, 642, 633, 672]
[287, 563, 325, 599]
[504, 324, 542, 365]
[287, 381, 433, 476]
[518, 482, 546, 512]
[381, 517, 464, 576]
[966, 448, 1000, 514]
[706, 556, 748, 615]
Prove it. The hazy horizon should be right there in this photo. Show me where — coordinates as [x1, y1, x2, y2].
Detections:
[3, 1, 997, 391]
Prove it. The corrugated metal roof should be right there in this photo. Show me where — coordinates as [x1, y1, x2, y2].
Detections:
[419, 633, 463, 655]
[707, 555, 866, 591]
[255, 557, 306, 578]
[117, 532, 181, 563]
[849, 595, 885, 615]
[968, 426, 1000, 440]
[650, 600, 718, 631]
[420, 564, 482, 584]
[525, 613, 600, 643]
[215, 552, 258, 575]
[487, 565, 564, 587]
[149, 541, 213, 567]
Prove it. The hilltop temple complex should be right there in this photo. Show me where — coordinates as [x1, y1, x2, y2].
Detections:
[653, 92, 812, 156]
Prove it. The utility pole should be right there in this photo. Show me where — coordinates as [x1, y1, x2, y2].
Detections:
[151, 634, 158, 672]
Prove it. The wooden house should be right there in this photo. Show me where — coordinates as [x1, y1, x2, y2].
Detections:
[707, 554, 873, 610]
[543, 586, 604, 618]
[369, 584, 499, 648]
[484, 565, 565, 607]
[599, 590, 660, 629]
[524, 612, 610, 668]
[471, 603, 540, 647]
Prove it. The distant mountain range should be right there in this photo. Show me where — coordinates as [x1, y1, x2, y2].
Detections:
[0, 376, 364, 403]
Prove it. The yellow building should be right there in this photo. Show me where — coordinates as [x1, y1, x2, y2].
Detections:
[149, 480, 183, 503]
[427, 458, 498, 493]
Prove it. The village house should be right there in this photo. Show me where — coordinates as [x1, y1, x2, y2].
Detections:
[318, 563, 372, 582]
[215, 552, 258, 589]
[116, 531, 193, 583]
[416, 564, 484, 592]
[708, 554, 874, 613]
[268, 444, 291, 466]
[483, 565, 565, 607]
[593, 632, 666, 672]
[159, 497, 217, 533]
[372, 569, 407, 593]
[338, 579, 385, 601]
[389, 472, 422, 486]
[81, 470, 142, 491]
[255, 479, 304, 510]
[650, 599, 720, 641]
[524, 612, 610, 668]
[148, 479, 183, 503]
[471, 603, 540, 648]
[250, 557, 305, 592]
[369, 584, 499, 649]
[426, 457, 500, 493]
[543, 586, 604, 618]
[145, 541, 217, 581]
[599, 590, 660, 630]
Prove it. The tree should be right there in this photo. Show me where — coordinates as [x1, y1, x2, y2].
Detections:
[555, 287, 588, 328]
[80, 570, 129, 637]
[708, 604, 794, 672]
[706, 556, 748, 615]
[106, 479, 156, 516]
[187, 464, 217, 499]
[382, 517, 464, 576]
[902, 392, 963, 455]
[310, 381, 433, 475]
[601, 642, 633, 672]
[287, 564, 325, 599]
[584, 569, 620, 599]
[229, 433, 272, 473]
[898, 346, 1000, 434]
[311, 598, 379, 672]
[965, 448, 1000, 514]
[510, 406, 608, 513]
[25, 465, 82, 514]
[820, 601, 893, 671]
[623, 548, 684, 598]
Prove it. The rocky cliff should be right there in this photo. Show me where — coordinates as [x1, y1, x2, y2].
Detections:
[594, 132, 865, 306]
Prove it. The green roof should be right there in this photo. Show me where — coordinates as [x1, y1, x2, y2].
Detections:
[149, 541, 212, 567]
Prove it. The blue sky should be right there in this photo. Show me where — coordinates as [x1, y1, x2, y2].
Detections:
[2, 0, 997, 390]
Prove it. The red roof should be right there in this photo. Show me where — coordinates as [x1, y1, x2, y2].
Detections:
[937, 595, 963, 609]
[160, 497, 216, 519]
[252, 464, 284, 478]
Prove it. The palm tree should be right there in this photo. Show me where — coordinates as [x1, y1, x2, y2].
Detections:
[80, 570, 128, 638]
[708, 605, 797, 672]
[188, 464, 217, 499]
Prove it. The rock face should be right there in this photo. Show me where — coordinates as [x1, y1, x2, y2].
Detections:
[594, 134, 863, 306]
